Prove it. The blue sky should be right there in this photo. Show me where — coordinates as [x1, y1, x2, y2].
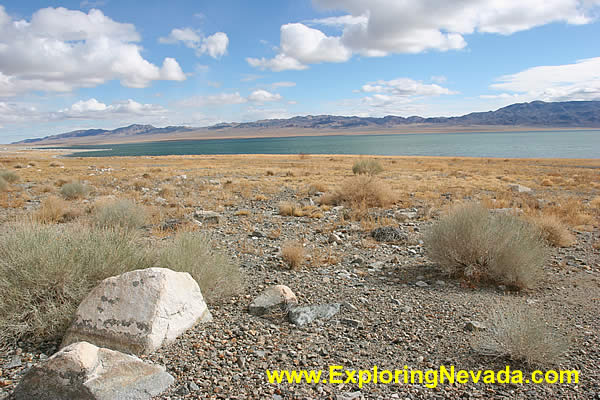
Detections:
[1, 0, 600, 142]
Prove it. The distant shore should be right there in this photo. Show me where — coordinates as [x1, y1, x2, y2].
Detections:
[6, 125, 599, 147]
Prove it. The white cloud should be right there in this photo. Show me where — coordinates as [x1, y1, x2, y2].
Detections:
[431, 75, 447, 83]
[177, 90, 284, 107]
[489, 57, 600, 101]
[58, 98, 166, 119]
[0, 6, 186, 97]
[160, 28, 229, 58]
[271, 81, 296, 88]
[248, 90, 283, 102]
[177, 92, 248, 107]
[248, 0, 600, 71]
[361, 78, 457, 97]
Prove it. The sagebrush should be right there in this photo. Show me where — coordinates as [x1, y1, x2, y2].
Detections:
[424, 203, 547, 289]
[0, 222, 240, 345]
[92, 199, 147, 230]
[352, 159, 384, 175]
[60, 182, 90, 200]
[473, 301, 568, 366]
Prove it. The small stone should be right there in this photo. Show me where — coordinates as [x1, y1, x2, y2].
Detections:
[193, 210, 221, 224]
[341, 318, 362, 328]
[288, 304, 340, 326]
[370, 226, 408, 242]
[189, 382, 200, 391]
[4, 355, 22, 369]
[464, 321, 487, 331]
[249, 285, 298, 317]
[415, 281, 428, 288]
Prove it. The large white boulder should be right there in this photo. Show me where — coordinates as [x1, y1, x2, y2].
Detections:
[62, 268, 212, 355]
[14, 341, 174, 400]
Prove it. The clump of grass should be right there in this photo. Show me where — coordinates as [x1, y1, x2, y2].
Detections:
[0, 223, 149, 345]
[281, 241, 305, 270]
[92, 199, 147, 230]
[0, 177, 7, 192]
[279, 202, 305, 217]
[320, 176, 395, 209]
[49, 161, 63, 167]
[540, 178, 553, 187]
[527, 214, 576, 247]
[0, 170, 19, 184]
[352, 159, 384, 176]
[60, 182, 90, 200]
[473, 301, 568, 367]
[154, 232, 241, 301]
[13, 164, 24, 169]
[0, 222, 241, 345]
[307, 182, 328, 195]
[424, 203, 547, 289]
[36, 196, 82, 224]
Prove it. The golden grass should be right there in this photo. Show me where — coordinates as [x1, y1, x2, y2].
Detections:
[281, 241, 305, 270]
[527, 214, 576, 247]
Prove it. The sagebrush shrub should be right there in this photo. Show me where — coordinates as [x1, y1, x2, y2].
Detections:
[60, 182, 90, 200]
[352, 159, 384, 176]
[0, 222, 241, 345]
[0, 177, 7, 192]
[0, 169, 19, 184]
[424, 203, 547, 289]
[93, 199, 147, 230]
[473, 301, 567, 366]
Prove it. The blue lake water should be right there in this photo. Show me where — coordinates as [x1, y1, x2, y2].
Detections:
[60, 130, 600, 158]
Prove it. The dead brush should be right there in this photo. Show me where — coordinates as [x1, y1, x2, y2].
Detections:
[319, 175, 395, 209]
[278, 202, 305, 217]
[526, 214, 576, 247]
[282, 241, 305, 270]
[35, 195, 82, 224]
[473, 300, 568, 367]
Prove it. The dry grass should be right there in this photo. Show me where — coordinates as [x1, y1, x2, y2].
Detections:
[320, 175, 395, 209]
[282, 241, 305, 270]
[527, 214, 576, 247]
[278, 202, 305, 217]
[424, 203, 547, 289]
[473, 301, 568, 367]
[35, 195, 82, 224]
[0, 170, 19, 184]
[0, 177, 7, 192]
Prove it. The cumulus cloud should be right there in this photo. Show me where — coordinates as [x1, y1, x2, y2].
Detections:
[178, 90, 283, 107]
[160, 28, 229, 58]
[248, 90, 283, 102]
[361, 78, 456, 97]
[248, 0, 600, 71]
[489, 57, 600, 101]
[58, 98, 167, 119]
[271, 81, 296, 88]
[0, 6, 186, 97]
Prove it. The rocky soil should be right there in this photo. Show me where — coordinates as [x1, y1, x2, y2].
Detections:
[0, 157, 599, 400]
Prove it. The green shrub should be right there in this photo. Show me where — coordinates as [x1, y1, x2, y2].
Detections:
[0, 169, 19, 183]
[154, 232, 242, 302]
[473, 301, 567, 366]
[60, 182, 90, 200]
[93, 199, 147, 230]
[352, 159, 384, 176]
[0, 223, 241, 345]
[424, 203, 547, 289]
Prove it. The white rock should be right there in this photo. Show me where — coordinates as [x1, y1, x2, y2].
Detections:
[62, 268, 212, 355]
[249, 285, 298, 317]
[14, 342, 174, 400]
[508, 184, 532, 193]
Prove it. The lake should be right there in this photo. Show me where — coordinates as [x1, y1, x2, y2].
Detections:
[60, 130, 600, 158]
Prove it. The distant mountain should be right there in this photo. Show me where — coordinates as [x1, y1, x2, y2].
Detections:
[18, 124, 194, 144]
[208, 101, 600, 130]
[14, 101, 600, 145]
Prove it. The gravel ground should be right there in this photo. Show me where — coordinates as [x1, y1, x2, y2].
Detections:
[1, 191, 599, 400]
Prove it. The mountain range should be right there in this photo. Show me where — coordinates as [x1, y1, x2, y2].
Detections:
[14, 100, 600, 145]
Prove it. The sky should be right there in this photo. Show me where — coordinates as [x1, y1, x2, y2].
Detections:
[1, 0, 600, 143]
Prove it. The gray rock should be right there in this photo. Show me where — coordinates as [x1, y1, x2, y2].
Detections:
[508, 184, 532, 193]
[370, 226, 408, 242]
[249, 285, 298, 317]
[4, 355, 22, 369]
[341, 318, 362, 328]
[14, 342, 173, 400]
[464, 321, 487, 331]
[62, 268, 212, 355]
[288, 303, 341, 326]
[415, 280, 429, 287]
[193, 210, 221, 224]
